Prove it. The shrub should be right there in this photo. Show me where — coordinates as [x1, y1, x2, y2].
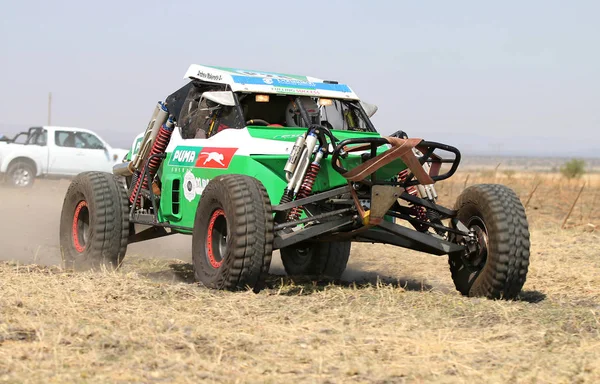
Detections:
[560, 159, 586, 179]
[503, 170, 516, 179]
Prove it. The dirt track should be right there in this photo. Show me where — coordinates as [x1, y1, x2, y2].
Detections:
[2, 174, 600, 382]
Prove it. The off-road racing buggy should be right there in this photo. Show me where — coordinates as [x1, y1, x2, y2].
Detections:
[59, 65, 530, 299]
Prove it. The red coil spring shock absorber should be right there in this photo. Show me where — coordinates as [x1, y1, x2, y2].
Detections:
[288, 161, 321, 221]
[398, 169, 428, 231]
[398, 169, 419, 198]
[130, 117, 175, 207]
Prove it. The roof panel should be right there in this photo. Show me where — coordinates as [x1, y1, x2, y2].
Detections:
[184, 64, 359, 100]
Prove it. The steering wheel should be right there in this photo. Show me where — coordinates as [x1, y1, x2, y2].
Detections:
[246, 119, 271, 126]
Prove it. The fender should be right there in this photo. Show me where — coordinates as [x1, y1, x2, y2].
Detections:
[0, 144, 45, 176]
[1, 155, 42, 176]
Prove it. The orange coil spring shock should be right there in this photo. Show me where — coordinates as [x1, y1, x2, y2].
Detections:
[130, 118, 175, 206]
[288, 162, 320, 221]
[398, 169, 428, 231]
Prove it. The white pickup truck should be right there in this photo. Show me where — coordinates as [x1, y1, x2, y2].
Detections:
[0, 126, 128, 187]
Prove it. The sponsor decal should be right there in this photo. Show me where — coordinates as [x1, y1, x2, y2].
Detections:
[183, 170, 210, 202]
[272, 86, 322, 96]
[232, 75, 314, 87]
[169, 146, 200, 167]
[195, 147, 238, 169]
[196, 70, 223, 82]
[273, 134, 303, 140]
[231, 76, 352, 93]
[169, 146, 238, 169]
[224, 68, 305, 81]
[203, 66, 354, 94]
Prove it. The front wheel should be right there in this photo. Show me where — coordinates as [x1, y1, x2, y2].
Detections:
[449, 184, 530, 300]
[59, 172, 130, 270]
[192, 175, 274, 292]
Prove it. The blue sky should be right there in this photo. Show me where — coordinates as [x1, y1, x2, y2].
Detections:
[1, 0, 598, 156]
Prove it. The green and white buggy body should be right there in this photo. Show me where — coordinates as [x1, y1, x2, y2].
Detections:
[59, 65, 531, 299]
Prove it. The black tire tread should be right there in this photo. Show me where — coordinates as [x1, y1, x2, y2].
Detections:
[193, 175, 273, 291]
[59, 172, 129, 269]
[449, 184, 530, 299]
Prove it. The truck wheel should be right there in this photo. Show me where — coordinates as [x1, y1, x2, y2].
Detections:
[59, 172, 129, 270]
[7, 161, 35, 188]
[449, 184, 530, 300]
[192, 175, 273, 292]
[281, 242, 351, 280]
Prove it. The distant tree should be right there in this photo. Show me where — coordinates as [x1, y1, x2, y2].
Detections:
[560, 159, 586, 179]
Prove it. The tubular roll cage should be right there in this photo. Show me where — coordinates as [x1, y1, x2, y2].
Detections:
[331, 137, 462, 186]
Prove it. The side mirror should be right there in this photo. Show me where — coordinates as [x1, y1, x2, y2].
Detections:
[360, 101, 378, 118]
[200, 91, 236, 107]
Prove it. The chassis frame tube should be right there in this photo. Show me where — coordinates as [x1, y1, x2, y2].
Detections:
[272, 185, 351, 212]
[274, 207, 355, 230]
[353, 220, 465, 255]
[273, 218, 355, 249]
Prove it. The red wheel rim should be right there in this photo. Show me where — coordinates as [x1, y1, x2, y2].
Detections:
[72, 200, 88, 253]
[206, 209, 226, 268]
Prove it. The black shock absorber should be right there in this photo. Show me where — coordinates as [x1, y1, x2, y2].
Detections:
[128, 171, 140, 196]
[130, 116, 175, 207]
[279, 189, 293, 205]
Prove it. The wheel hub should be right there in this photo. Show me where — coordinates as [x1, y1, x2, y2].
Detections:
[291, 247, 312, 266]
[206, 209, 227, 268]
[467, 218, 489, 268]
[72, 201, 90, 253]
[12, 168, 31, 187]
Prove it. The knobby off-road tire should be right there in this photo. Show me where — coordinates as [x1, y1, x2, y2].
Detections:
[449, 184, 530, 300]
[7, 161, 35, 188]
[192, 175, 274, 292]
[281, 242, 351, 280]
[59, 172, 129, 270]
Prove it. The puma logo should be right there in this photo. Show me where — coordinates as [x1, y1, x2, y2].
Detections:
[199, 151, 225, 166]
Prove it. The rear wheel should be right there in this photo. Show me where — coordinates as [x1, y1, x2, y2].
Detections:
[192, 175, 273, 292]
[281, 242, 351, 280]
[59, 172, 129, 270]
[7, 161, 35, 188]
[449, 184, 530, 299]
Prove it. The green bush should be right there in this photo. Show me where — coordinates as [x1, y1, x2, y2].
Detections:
[560, 159, 586, 179]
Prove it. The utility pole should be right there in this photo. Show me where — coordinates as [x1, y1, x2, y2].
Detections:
[47, 92, 52, 125]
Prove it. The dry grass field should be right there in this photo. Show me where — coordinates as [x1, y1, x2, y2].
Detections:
[1, 170, 599, 383]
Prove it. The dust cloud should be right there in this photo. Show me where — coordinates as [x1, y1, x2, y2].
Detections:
[0, 179, 190, 266]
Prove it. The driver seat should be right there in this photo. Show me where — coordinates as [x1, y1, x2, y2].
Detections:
[243, 95, 289, 126]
